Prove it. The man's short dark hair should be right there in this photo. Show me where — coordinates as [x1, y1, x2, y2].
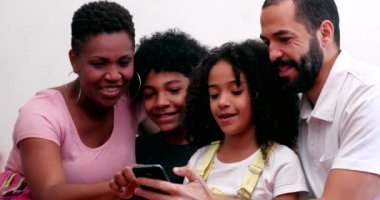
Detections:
[263, 0, 340, 48]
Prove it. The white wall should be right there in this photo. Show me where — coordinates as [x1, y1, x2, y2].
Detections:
[1, 0, 379, 170]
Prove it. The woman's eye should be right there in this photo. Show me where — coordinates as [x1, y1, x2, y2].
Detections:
[119, 60, 130, 67]
[91, 62, 105, 68]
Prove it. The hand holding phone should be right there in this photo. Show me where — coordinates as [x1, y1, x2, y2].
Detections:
[132, 164, 170, 194]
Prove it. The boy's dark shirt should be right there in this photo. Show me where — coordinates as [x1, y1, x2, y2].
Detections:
[135, 132, 197, 184]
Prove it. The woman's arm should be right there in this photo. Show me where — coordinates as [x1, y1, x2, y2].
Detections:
[20, 138, 118, 200]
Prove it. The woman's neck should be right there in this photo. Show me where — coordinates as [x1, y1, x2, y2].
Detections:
[67, 80, 113, 120]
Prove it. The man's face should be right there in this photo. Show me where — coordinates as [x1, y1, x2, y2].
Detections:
[260, 0, 324, 94]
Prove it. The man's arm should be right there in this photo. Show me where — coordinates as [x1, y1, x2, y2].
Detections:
[318, 169, 380, 200]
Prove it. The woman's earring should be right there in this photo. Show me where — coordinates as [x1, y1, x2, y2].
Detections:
[127, 72, 142, 102]
[75, 87, 82, 103]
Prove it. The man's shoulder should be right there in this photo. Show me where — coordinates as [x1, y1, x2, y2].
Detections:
[338, 52, 380, 84]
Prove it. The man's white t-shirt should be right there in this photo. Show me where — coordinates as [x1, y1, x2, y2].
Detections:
[298, 52, 380, 198]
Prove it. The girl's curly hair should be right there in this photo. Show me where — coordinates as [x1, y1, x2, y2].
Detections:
[185, 39, 299, 158]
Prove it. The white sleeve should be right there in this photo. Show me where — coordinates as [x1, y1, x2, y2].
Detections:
[268, 146, 308, 197]
[333, 85, 380, 175]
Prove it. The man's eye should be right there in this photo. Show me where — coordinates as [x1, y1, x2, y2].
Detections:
[279, 37, 292, 43]
[262, 39, 270, 46]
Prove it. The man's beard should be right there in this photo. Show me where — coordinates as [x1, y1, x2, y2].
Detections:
[273, 36, 324, 94]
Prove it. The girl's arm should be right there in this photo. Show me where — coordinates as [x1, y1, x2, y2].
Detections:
[20, 138, 118, 200]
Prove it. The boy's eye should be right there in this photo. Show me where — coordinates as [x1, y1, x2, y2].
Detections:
[143, 90, 155, 99]
[169, 88, 180, 94]
[232, 90, 242, 95]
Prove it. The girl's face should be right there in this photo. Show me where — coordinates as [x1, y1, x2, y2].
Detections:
[142, 71, 190, 133]
[69, 32, 134, 107]
[208, 60, 254, 137]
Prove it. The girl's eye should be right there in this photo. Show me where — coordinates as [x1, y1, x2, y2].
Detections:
[209, 93, 219, 99]
[232, 90, 242, 95]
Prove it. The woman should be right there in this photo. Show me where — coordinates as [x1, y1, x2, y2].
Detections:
[0, 2, 143, 199]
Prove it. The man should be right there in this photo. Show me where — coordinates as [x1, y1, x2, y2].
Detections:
[260, 0, 380, 199]
[113, 1, 380, 199]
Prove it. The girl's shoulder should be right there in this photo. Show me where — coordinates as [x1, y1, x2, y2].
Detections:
[188, 142, 219, 166]
[267, 144, 301, 168]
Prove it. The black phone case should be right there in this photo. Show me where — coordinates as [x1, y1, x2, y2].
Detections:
[132, 164, 170, 194]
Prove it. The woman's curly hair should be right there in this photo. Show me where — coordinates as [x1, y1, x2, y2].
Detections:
[185, 39, 299, 157]
[71, 1, 135, 55]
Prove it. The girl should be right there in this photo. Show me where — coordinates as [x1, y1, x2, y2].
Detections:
[128, 40, 308, 200]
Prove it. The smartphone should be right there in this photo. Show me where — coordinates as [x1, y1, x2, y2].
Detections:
[132, 164, 170, 194]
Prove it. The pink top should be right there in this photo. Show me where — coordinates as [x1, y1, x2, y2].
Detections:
[6, 89, 144, 183]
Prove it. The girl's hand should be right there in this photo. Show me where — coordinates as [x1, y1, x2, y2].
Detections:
[134, 166, 215, 200]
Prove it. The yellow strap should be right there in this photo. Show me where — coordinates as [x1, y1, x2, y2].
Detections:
[197, 141, 278, 200]
[237, 142, 278, 200]
[196, 141, 221, 180]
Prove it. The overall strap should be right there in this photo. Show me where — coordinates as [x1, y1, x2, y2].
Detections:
[237, 142, 278, 200]
[196, 141, 221, 180]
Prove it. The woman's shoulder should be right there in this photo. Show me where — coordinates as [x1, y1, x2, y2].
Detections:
[21, 89, 65, 112]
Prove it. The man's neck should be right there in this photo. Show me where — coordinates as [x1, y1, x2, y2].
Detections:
[306, 49, 340, 107]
